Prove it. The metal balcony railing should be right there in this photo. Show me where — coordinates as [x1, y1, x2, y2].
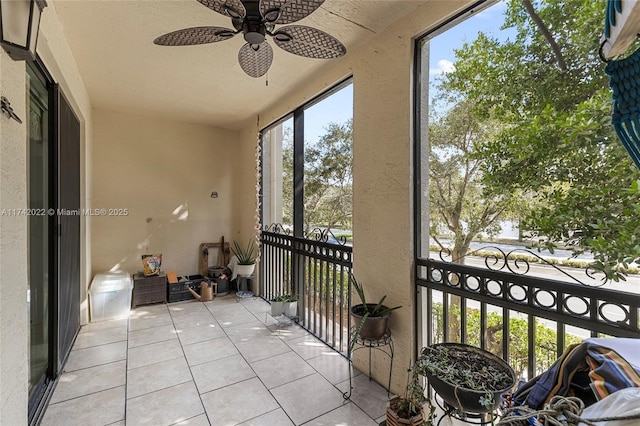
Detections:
[260, 225, 353, 354]
[417, 247, 640, 380]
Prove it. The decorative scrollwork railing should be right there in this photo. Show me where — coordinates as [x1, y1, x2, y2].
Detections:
[436, 245, 609, 287]
[306, 227, 349, 246]
[418, 247, 640, 380]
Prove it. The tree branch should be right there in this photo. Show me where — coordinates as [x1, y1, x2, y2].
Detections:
[522, 0, 567, 71]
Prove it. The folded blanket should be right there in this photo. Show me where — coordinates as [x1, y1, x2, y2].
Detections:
[512, 339, 640, 409]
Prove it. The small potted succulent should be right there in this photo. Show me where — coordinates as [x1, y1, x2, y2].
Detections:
[349, 274, 401, 352]
[270, 293, 297, 317]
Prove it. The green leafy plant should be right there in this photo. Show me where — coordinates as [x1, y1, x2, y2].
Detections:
[388, 357, 436, 425]
[271, 294, 296, 302]
[232, 240, 257, 265]
[349, 274, 401, 353]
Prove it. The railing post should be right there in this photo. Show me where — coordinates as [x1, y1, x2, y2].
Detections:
[292, 237, 305, 322]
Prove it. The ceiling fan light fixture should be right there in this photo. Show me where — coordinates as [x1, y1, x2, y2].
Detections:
[242, 21, 265, 45]
[244, 31, 265, 45]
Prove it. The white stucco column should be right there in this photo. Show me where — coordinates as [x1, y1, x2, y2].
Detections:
[350, 29, 416, 393]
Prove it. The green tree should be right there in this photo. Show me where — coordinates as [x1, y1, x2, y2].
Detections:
[429, 100, 520, 261]
[303, 120, 353, 233]
[435, 0, 640, 279]
[282, 120, 353, 234]
[282, 127, 293, 226]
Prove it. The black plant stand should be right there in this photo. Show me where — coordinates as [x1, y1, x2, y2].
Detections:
[433, 393, 499, 426]
[343, 327, 394, 400]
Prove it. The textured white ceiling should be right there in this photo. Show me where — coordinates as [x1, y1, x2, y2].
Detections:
[52, 0, 426, 130]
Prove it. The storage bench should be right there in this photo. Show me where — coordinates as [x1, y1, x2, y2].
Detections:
[133, 272, 167, 307]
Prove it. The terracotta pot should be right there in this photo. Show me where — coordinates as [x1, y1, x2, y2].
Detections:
[350, 304, 390, 340]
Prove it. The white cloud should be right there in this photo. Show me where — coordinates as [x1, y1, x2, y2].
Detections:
[430, 59, 455, 75]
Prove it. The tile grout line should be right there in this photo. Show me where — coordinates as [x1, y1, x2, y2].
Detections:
[220, 298, 299, 425]
[241, 297, 370, 425]
[254, 300, 387, 424]
[170, 301, 213, 425]
[123, 308, 131, 425]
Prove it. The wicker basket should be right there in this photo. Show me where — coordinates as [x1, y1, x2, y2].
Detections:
[386, 397, 424, 426]
[133, 273, 167, 307]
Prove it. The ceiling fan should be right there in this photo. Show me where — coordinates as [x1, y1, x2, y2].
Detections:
[154, 0, 346, 78]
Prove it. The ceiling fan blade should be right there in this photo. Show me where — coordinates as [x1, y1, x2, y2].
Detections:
[259, 0, 325, 24]
[273, 25, 346, 59]
[154, 26, 236, 46]
[197, 0, 246, 19]
[238, 42, 273, 78]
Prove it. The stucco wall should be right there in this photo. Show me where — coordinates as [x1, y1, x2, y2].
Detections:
[91, 110, 241, 278]
[256, 0, 472, 393]
[0, 52, 30, 426]
[0, 0, 93, 423]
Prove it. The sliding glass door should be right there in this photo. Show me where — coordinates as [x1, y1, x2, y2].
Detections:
[27, 63, 53, 411]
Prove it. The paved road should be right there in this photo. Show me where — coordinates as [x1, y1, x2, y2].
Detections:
[462, 256, 640, 292]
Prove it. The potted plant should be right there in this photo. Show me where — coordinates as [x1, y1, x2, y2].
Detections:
[231, 240, 257, 277]
[420, 343, 516, 415]
[349, 274, 401, 348]
[386, 357, 436, 426]
[270, 293, 297, 317]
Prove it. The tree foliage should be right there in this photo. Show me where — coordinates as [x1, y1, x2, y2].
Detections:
[429, 100, 520, 261]
[431, 0, 640, 279]
[282, 120, 353, 233]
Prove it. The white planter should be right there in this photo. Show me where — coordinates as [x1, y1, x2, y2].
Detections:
[271, 301, 284, 316]
[235, 263, 255, 277]
[283, 301, 297, 317]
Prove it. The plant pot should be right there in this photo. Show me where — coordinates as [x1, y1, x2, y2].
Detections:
[216, 278, 229, 296]
[283, 301, 297, 317]
[235, 263, 255, 277]
[271, 301, 284, 316]
[350, 304, 390, 340]
[421, 343, 516, 414]
[386, 397, 424, 426]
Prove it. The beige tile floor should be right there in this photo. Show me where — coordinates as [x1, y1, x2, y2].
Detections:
[40, 295, 392, 426]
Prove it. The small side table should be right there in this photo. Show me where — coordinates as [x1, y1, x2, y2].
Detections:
[235, 275, 254, 300]
[343, 327, 394, 400]
[133, 272, 167, 307]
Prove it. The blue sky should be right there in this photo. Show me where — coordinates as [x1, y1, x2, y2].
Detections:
[287, 1, 511, 143]
[429, 1, 508, 76]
